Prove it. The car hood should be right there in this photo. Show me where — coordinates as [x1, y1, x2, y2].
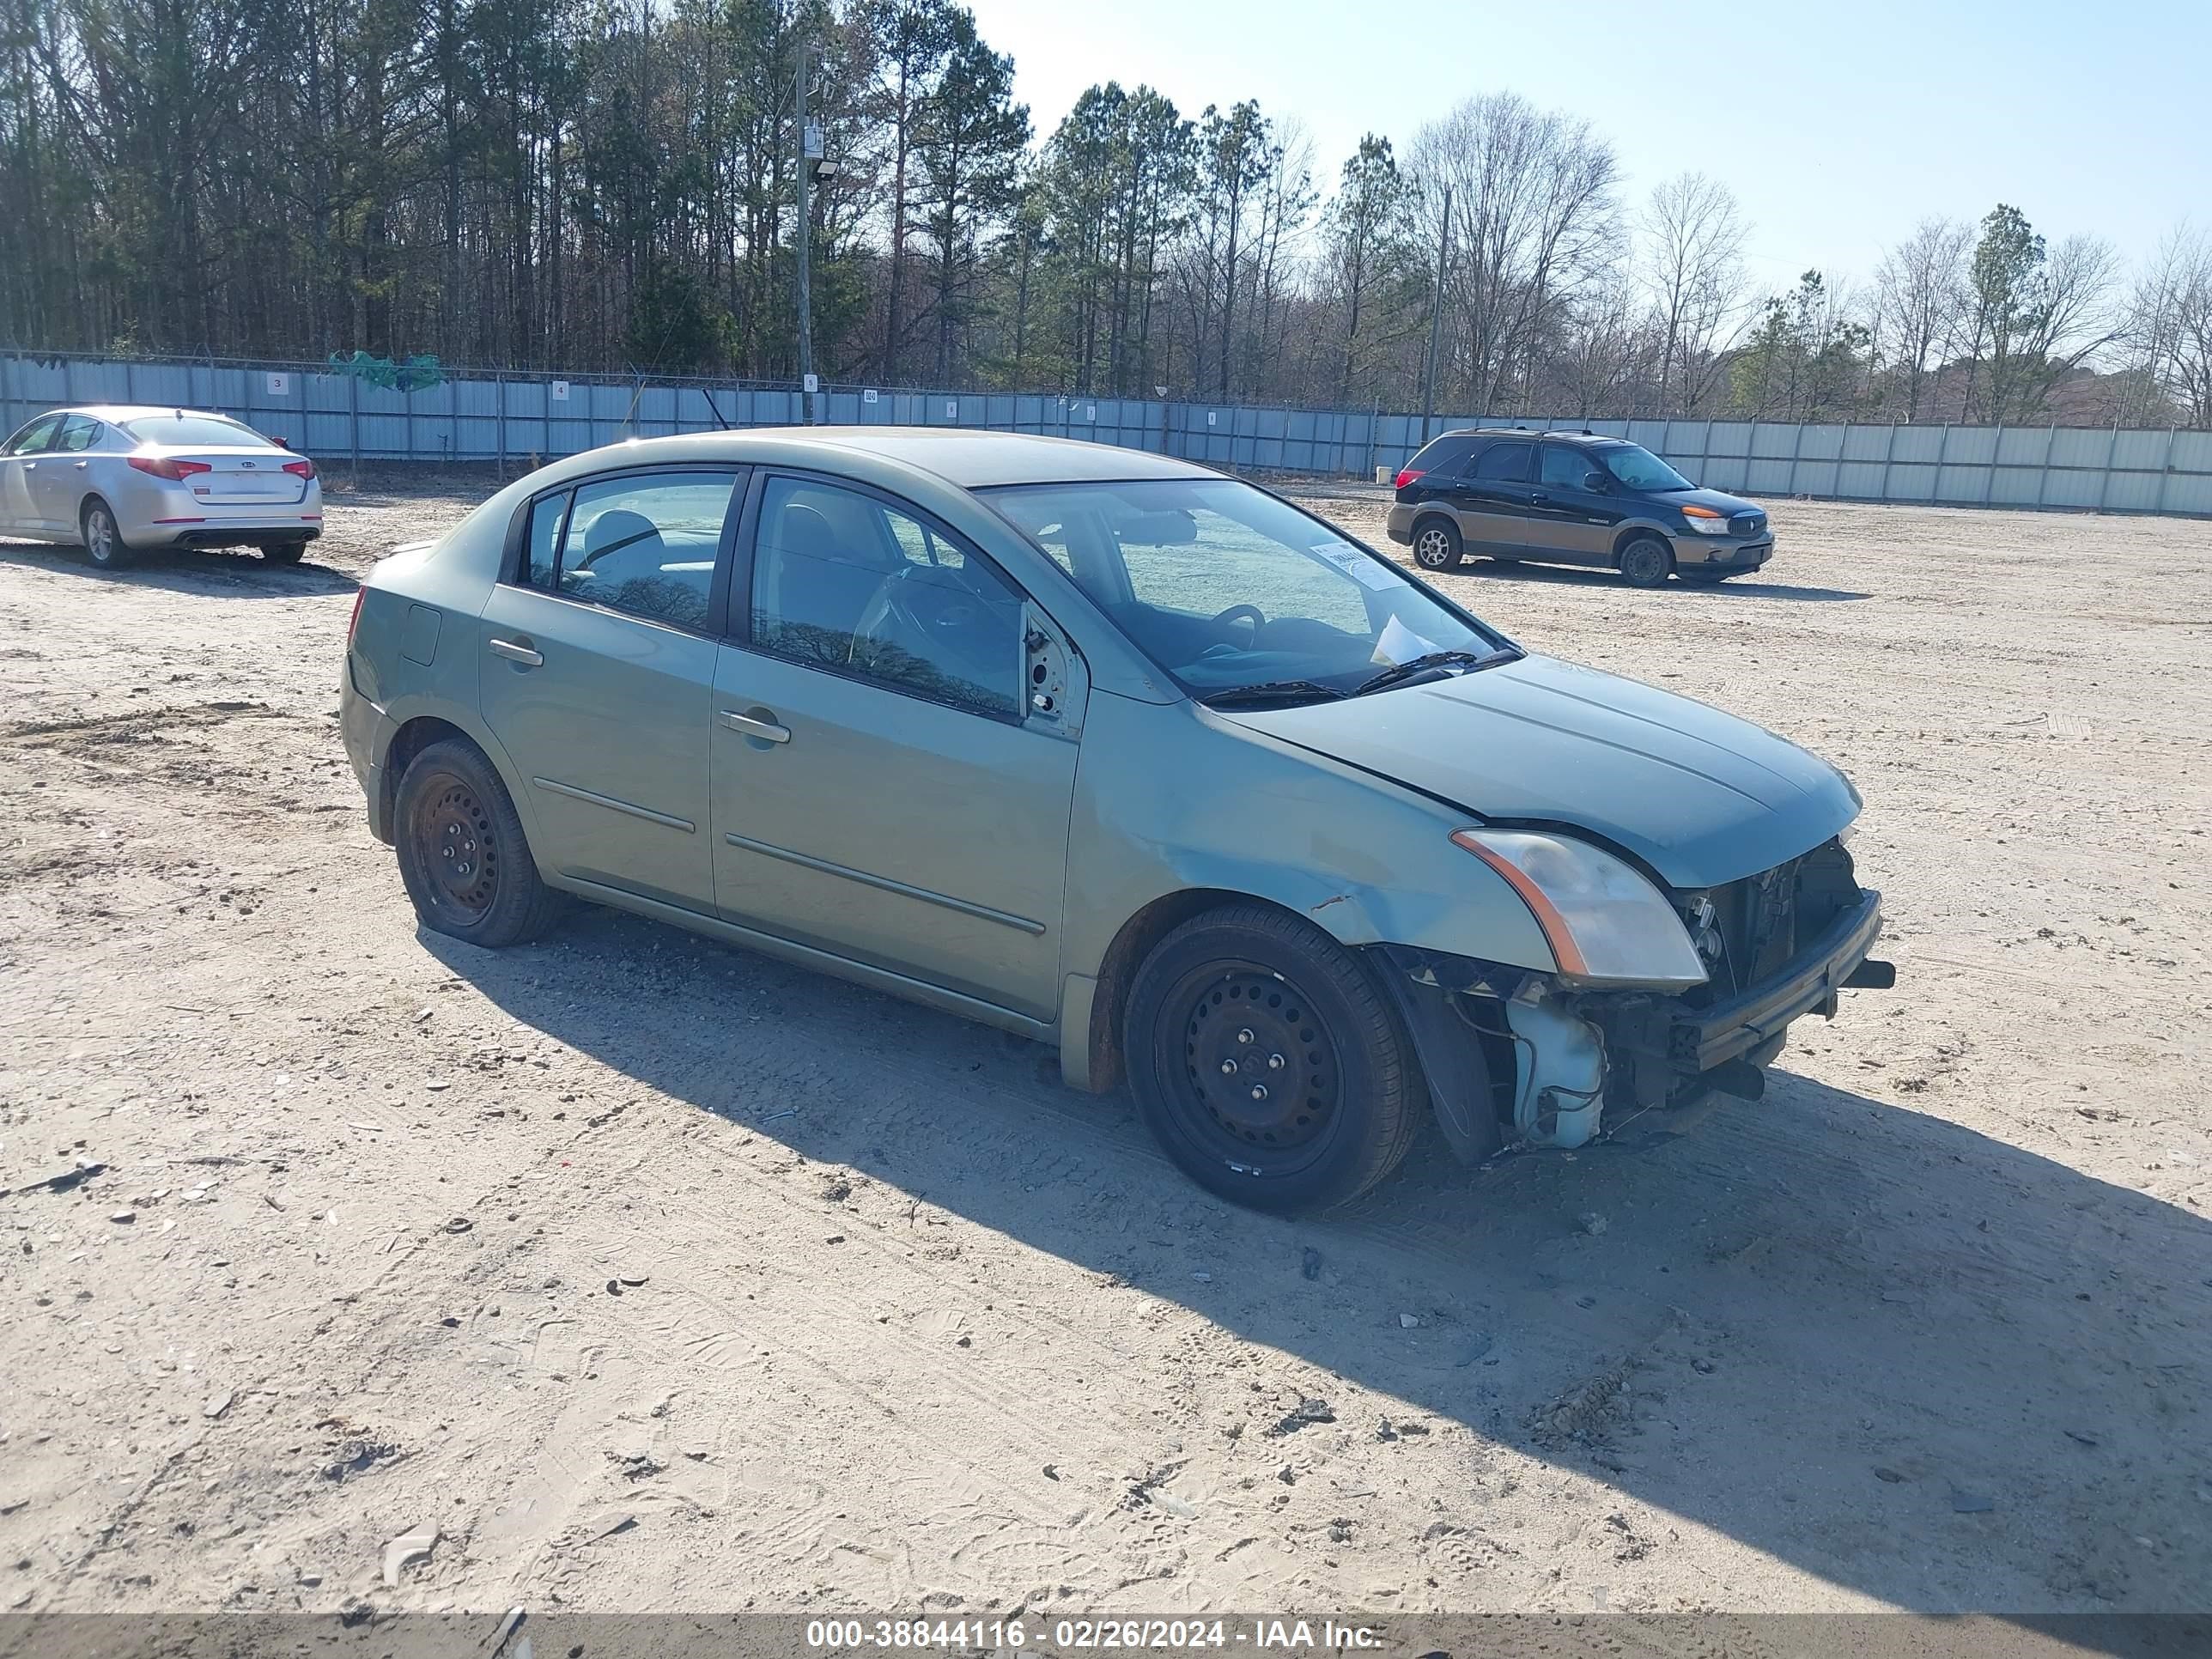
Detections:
[1650, 485, 1761, 518]
[1216, 653, 1857, 889]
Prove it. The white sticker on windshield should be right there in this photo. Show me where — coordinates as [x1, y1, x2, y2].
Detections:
[1310, 541, 1400, 591]
[1371, 613, 1442, 666]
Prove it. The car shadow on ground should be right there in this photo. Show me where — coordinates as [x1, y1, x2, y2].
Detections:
[1449, 561, 1872, 604]
[0, 540, 355, 596]
[426, 903, 2209, 1638]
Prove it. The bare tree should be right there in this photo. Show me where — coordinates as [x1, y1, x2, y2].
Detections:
[1873, 216, 1971, 421]
[1641, 172, 1749, 416]
[1404, 91, 1619, 416]
[2124, 222, 2212, 428]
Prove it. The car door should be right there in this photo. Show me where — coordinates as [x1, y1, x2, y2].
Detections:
[0, 415, 62, 536]
[32, 416, 102, 533]
[1523, 443, 1627, 564]
[709, 471, 1080, 1021]
[1446, 440, 1537, 554]
[475, 465, 746, 915]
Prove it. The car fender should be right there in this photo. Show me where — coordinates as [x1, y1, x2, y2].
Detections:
[1055, 691, 1558, 1091]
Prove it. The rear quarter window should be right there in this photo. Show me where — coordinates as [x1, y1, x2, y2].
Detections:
[1407, 436, 1474, 474]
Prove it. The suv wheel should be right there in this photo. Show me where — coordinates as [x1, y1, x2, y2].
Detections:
[1618, 535, 1674, 589]
[1124, 903, 1420, 1214]
[1411, 519, 1462, 570]
[393, 738, 562, 947]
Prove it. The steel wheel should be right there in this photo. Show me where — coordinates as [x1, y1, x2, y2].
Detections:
[1174, 963, 1342, 1164]
[408, 771, 503, 926]
[1412, 520, 1461, 569]
[1619, 537, 1673, 588]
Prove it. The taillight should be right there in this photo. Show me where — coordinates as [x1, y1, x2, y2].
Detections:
[283, 459, 316, 481]
[1394, 468, 1425, 489]
[347, 585, 367, 646]
[129, 455, 213, 482]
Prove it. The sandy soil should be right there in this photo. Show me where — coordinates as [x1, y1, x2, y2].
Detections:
[1, 477, 2209, 1627]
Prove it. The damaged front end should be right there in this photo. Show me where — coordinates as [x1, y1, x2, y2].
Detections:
[1374, 836, 1894, 1159]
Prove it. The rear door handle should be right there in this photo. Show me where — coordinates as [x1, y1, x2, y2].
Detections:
[73, 461, 88, 470]
[487, 636, 544, 667]
[719, 708, 791, 744]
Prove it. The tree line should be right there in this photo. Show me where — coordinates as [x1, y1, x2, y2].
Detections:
[4, 0, 2208, 426]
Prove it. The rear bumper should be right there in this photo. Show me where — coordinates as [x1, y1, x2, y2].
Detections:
[152, 525, 322, 550]
[1384, 503, 1416, 544]
[339, 659, 394, 842]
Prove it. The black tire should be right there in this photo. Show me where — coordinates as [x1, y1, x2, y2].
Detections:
[1617, 535, 1674, 589]
[260, 541, 307, 564]
[80, 497, 132, 570]
[1409, 517, 1462, 570]
[392, 738, 561, 948]
[1124, 903, 1421, 1214]
[1676, 566, 1733, 586]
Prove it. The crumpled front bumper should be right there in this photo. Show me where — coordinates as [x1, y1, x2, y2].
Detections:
[1673, 887, 1885, 1072]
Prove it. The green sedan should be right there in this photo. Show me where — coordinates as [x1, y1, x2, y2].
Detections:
[341, 430, 1890, 1213]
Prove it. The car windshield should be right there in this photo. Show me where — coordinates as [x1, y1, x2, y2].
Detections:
[1599, 442, 1693, 493]
[120, 413, 264, 447]
[983, 477, 1515, 702]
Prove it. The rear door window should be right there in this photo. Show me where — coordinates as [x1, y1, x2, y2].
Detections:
[556, 471, 740, 630]
[1469, 441, 1533, 483]
[55, 416, 102, 453]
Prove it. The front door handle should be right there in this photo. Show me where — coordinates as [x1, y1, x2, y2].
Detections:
[487, 636, 544, 667]
[72, 461, 88, 470]
[1530, 491, 1550, 503]
[719, 708, 791, 744]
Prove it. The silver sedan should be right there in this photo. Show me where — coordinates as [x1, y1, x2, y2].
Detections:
[0, 404, 325, 569]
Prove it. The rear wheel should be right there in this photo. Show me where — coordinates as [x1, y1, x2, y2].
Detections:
[1124, 903, 1420, 1214]
[260, 541, 307, 564]
[80, 498, 131, 570]
[393, 738, 561, 948]
[1410, 518, 1462, 571]
[1617, 535, 1674, 589]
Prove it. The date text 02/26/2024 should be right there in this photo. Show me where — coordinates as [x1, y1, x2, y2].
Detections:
[803, 1618, 1386, 1651]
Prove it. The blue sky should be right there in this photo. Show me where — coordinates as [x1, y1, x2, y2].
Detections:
[963, 0, 2210, 289]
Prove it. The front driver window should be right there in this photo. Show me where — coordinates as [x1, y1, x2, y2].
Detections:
[750, 477, 1023, 720]
[5, 416, 60, 456]
[1540, 445, 1591, 489]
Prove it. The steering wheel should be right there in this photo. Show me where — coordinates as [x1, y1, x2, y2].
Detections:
[1209, 603, 1266, 647]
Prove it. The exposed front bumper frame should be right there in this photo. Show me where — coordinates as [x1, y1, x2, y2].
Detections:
[1670, 887, 1884, 1073]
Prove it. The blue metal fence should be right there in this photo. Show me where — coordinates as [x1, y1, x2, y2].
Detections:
[3, 351, 2207, 516]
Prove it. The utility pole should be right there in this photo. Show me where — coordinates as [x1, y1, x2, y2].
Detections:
[794, 41, 815, 424]
[1419, 185, 1452, 441]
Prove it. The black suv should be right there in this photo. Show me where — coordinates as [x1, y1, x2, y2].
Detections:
[1384, 428, 1772, 587]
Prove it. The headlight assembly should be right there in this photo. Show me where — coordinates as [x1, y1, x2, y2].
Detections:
[1452, 828, 1708, 988]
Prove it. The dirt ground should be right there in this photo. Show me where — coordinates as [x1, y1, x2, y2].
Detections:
[1, 473, 2209, 1631]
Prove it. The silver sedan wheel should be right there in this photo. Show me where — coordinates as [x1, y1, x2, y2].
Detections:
[82, 501, 126, 569]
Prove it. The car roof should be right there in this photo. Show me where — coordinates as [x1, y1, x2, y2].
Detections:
[551, 427, 1218, 490]
[26, 405, 254, 426]
[1430, 427, 1616, 443]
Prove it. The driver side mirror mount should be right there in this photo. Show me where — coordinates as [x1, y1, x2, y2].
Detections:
[1583, 471, 1611, 494]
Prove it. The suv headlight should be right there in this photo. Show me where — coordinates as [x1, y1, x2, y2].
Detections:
[1680, 505, 1731, 535]
[1452, 828, 1708, 988]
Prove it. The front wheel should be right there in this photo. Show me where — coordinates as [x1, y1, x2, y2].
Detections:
[1617, 535, 1674, 589]
[1410, 518, 1462, 570]
[1124, 903, 1420, 1214]
[81, 498, 132, 570]
[393, 738, 562, 947]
